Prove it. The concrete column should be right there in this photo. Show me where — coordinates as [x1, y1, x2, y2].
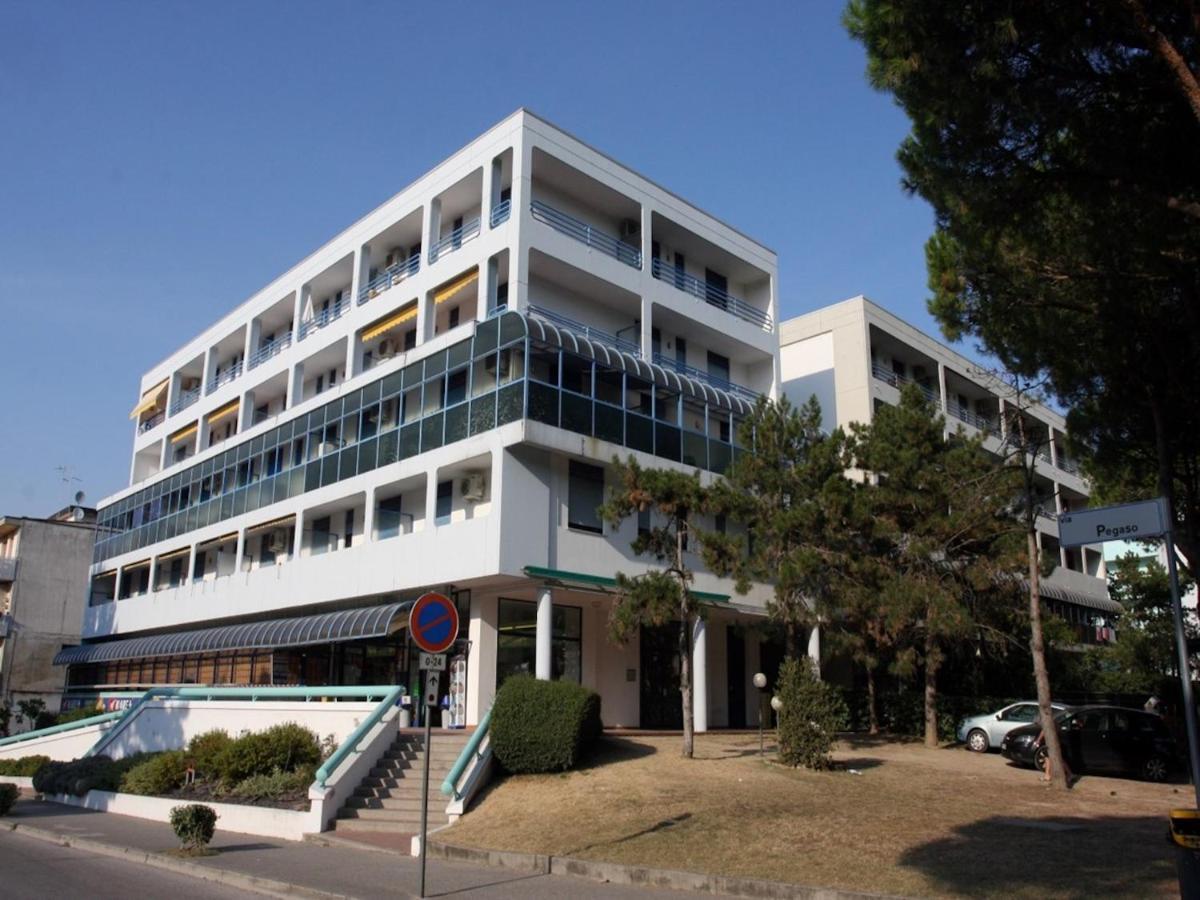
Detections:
[535, 586, 552, 680]
[146, 559, 158, 594]
[292, 511, 305, 561]
[482, 157, 495, 229]
[998, 397, 1008, 440]
[424, 198, 442, 264]
[1049, 427, 1060, 467]
[363, 487, 376, 543]
[287, 363, 304, 408]
[245, 319, 261, 369]
[807, 625, 821, 675]
[187, 544, 198, 585]
[640, 298, 653, 362]
[239, 389, 255, 432]
[508, 141, 532, 314]
[427, 470, 442, 526]
[347, 331, 362, 379]
[112, 567, 123, 602]
[234, 530, 247, 574]
[350, 245, 367, 307]
[480, 254, 497, 321]
[937, 362, 948, 414]
[202, 347, 218, 395]
[692, 617, 708, 733]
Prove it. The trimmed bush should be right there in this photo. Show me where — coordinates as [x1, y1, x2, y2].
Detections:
[0, 783, 17, 815]
[187, 730, 233, 780]
[776, 657, 848, 770]
[120, 750, 189, 796]
[490, 676, 602, 774]
[228, 766, 314, 802]
[33, 754, 152, 797]
[170, 803, 217, 850]
[213, 723, 320, 785]
[0, 755, 51, 777]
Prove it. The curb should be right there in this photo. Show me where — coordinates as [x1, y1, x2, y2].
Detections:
[1, 821, 359, 900]
[427, 839, 550, 874]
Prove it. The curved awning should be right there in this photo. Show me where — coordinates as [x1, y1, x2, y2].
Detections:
[53, 601, 411, 666]
[1037, 579, 1123, 614]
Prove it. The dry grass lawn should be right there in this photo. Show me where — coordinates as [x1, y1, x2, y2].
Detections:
[442, 732, 1181, 898]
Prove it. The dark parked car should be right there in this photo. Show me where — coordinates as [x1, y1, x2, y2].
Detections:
[1000, 705, 1178, 782]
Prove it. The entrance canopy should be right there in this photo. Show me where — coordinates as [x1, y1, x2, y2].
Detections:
[54, 601, 411, 666]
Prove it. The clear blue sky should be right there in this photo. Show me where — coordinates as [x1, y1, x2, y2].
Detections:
[0, 0, 951, 517]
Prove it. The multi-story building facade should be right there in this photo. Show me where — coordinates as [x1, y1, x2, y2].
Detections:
[779, 296, 1120, 646]
[62, 110, 782, 731]
[0, 506, 97, 717]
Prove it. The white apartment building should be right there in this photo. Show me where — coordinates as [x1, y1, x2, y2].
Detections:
[780, 296, 1121, 646]
[62, 110, 783, 731]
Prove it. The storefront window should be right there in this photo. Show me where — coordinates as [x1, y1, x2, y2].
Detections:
[496, 598, 582, 686]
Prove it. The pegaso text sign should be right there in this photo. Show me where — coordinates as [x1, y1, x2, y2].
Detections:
[1057, 498, 1169, 548]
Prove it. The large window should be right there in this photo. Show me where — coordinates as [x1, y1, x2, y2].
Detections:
[568, 461, 604, 534]
[496, 598, 582, 686]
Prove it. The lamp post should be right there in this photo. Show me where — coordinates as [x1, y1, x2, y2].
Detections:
[753, 672, 767, 756]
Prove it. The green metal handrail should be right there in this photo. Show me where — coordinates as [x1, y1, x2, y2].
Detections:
[314, 685, 405, 787]
[440, 706, 492, 798]
[0, 711, 124, 749]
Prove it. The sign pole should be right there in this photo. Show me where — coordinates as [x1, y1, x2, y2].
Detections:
[418, 693, 432, 898]
[1165, 516, 1200, 808]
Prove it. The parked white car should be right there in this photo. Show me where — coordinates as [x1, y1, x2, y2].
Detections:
[957, 701, 1072, 752]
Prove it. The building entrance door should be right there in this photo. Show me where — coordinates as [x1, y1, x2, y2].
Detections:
[640, 623, 682, 729]
[726, 627, 746, 728]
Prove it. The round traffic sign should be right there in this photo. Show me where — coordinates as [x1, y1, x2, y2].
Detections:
[409, 592, 460, 654]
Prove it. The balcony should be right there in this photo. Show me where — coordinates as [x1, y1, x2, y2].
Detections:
[1059, 456, 1082, 476]
[653, 352, 759, 402]
[650, 257, 771, 332]
[527, 304, 640, 356]
[206, 360, 243, 394]
[137, 410, 165, 434]
[298, 294, 350, 340]
[248, 333, 293, 369]
[358, 253, 420, 305]
[871, 362, 938, 405]
[490, 199, 511, 228]
[0, 557, 16, 582]
[945, 400, 998, 433]
[530, 200, 641, 269]
[169, 386, 201, 416]
[428, 217, 481, 264]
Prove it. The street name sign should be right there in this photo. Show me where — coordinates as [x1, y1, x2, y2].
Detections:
[1057, 498, 1167, 548]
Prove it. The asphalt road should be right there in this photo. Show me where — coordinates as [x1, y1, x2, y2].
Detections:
[0, 830, 259, 900]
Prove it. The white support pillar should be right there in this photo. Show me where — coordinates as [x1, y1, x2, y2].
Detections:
[287, 363, 304, 409]
[292, 511, 305, 562]
[937, 362, 948, 414]
[186, 544, 198, 585]
[807, 625, 821, 675]
[482, 158, 495, 230]
[535, 586, 552, 680]
[692, 617, 708, 733]
[640, 298, 654, 362]
[424, 198, 442, 264]
[363, 487, 376, 543]
[245, 319, 261, 369]
[427, 471, 442, 527]
[234, 529, 247, 574]
[202, 347, 218, 396]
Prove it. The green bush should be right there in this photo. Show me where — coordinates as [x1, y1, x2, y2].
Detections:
[56, 707, 103, 725]
[213, 723, 321, 785]
[0, 755, 51, 777]
[187, 730, 233, 780]
[0, 783, 17, 815]
[170, 803, 217, 850]
[776, 657, 848, 770]
[33, 754, 153, 797]
[228, 766, 315, 802]
[490, 676, 602, 774]
[120, 751, 189, 796]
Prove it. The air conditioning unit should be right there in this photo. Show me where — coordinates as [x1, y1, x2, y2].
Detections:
[460, 472, 487, 502]
[619, 219, 641, 240]
[377, 339, 394, 359]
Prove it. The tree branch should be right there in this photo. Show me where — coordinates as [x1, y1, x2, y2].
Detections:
[1123, 0, 1200, 125]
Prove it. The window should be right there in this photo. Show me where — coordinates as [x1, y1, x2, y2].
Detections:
[707, 351, 731, 386]
[568, 461, 604, 534]
[311, 516, 332, 555]
[496, 598, 583, 686]
[344, 509, 355, 549]
[436, 480, 453, 524]
[449, 306, 460, 329]
[377, 495, 405, 539]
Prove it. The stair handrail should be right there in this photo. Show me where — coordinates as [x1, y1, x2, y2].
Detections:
[314, 684, 406, 788]
[441, 705, 493, 799]
[0, 710, 125, 749]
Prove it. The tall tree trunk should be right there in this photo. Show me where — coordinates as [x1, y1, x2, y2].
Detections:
[866, 664, 879, 736]
[677, 528, 694, 759]
[924, 627, 939, 748]
[1028, 528, 1069, 789]
[785, 623, 800, 661]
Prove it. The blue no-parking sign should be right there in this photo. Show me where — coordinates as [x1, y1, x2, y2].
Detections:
[409, 592, 459, 654]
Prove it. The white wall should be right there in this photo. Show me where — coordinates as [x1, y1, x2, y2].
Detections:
[0, 721, 114, 762]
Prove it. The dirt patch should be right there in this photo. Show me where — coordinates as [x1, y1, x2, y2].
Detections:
[441, 733, 1180, 898]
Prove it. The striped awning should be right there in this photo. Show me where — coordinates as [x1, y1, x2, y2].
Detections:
[53, 601, 411, 665]
[207, 398, 239, 425]
[433, 268, 479, 305]
[361, 302, 418, 342]
[1038, 578, 1123, 614]
[170, 422, 198, 443]
[129, 379, 168, 420]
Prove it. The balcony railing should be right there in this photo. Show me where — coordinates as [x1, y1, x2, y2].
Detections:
[358, 253, 420, 305]
[298, 294, 350, 340]
[1058, 456, 1082, 476]
[650, 257, 772, 333]
[945, 401, 999, 433]
[206, 360, 243, 394]
[169, 386, 201, 416]
[871, 362, 938, 405]
[248, 332, 292, 369]
[653, 352, 759, 402]
[530, 200, 642, 269]
[137, 410, 165, 434]
[527, 304, 641, 356]
[428, 217, 481, 264]
[490, 199, 511, 228]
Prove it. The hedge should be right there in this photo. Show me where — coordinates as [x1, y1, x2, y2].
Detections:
[120, 750, 189, 796]
[212, 723, 320, 786]
[490, 676, 602, 774]
[32, 754, 152, 797]
[0, 755, 51, 777]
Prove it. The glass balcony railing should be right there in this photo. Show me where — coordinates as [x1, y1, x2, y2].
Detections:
[358, 253, 420, 305]
[206, 361, 243, 394]
[137, 410, 166, 434]
[527, 304, 641, 356]
[530, 200, 641, 269]
[169, 386, 201, 416]
[298, 294, 350, 340]
[490, 199, 511, 228]
[428, 217, 481, 264]
[248, 333, 292, 369]
[653, 352, 759, 402]
[650, 257, 772, 332]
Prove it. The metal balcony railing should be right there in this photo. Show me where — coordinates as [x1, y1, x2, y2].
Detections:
[945, 401, 999, 433]
[1058, 456, 1082, 476]
[490, 199, 511, 228]
[527, 304, 641, 356]
[248, 333, 292, 369]
[169, 386, 201, 416]
[298, 294, 350, 340]
[137, 410, 165, 434]
[206, 360, 243, 394]
[650, 256, 772, 332]
[871, 362, 938, 405]
[428, 217, 481, 263]
[530, 200, 642, 269]
[653, 352, 759, 402]
[358, 253, 420, 304]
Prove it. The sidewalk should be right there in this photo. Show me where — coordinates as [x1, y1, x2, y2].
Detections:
[1, 797, 697, 899]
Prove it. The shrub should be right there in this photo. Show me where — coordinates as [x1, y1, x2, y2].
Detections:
[0, 755, 51, 777]
[490, 676, 602, 774]
[56, 707, 103, 725]
[776, 657, 848, 770]
[120, 750, 189, 796]
[228, 766, 314, 802]
[0, 702, 10, 737]
[213, 723, 320, 785]
[170, 803, 217, 850]
[187, 730, 233, 780]
[0, 783, 17, 816]
[33, 754, 154, 797]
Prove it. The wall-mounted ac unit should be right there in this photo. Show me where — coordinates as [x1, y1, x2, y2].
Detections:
[619, 219, 641, 240]
[461, 472, 487, 502]
[378, 339, 394, 359]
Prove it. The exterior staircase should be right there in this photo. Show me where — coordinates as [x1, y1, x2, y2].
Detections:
[334, 729, 471, 834]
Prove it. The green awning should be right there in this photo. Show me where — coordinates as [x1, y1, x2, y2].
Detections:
[523, 565, 729, 604]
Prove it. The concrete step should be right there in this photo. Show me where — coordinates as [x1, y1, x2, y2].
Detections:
[337, 808, 439, 825]
[354, 783, 442, 800]
[368, 764, 453, 780]
[345, 796, 427, 812]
